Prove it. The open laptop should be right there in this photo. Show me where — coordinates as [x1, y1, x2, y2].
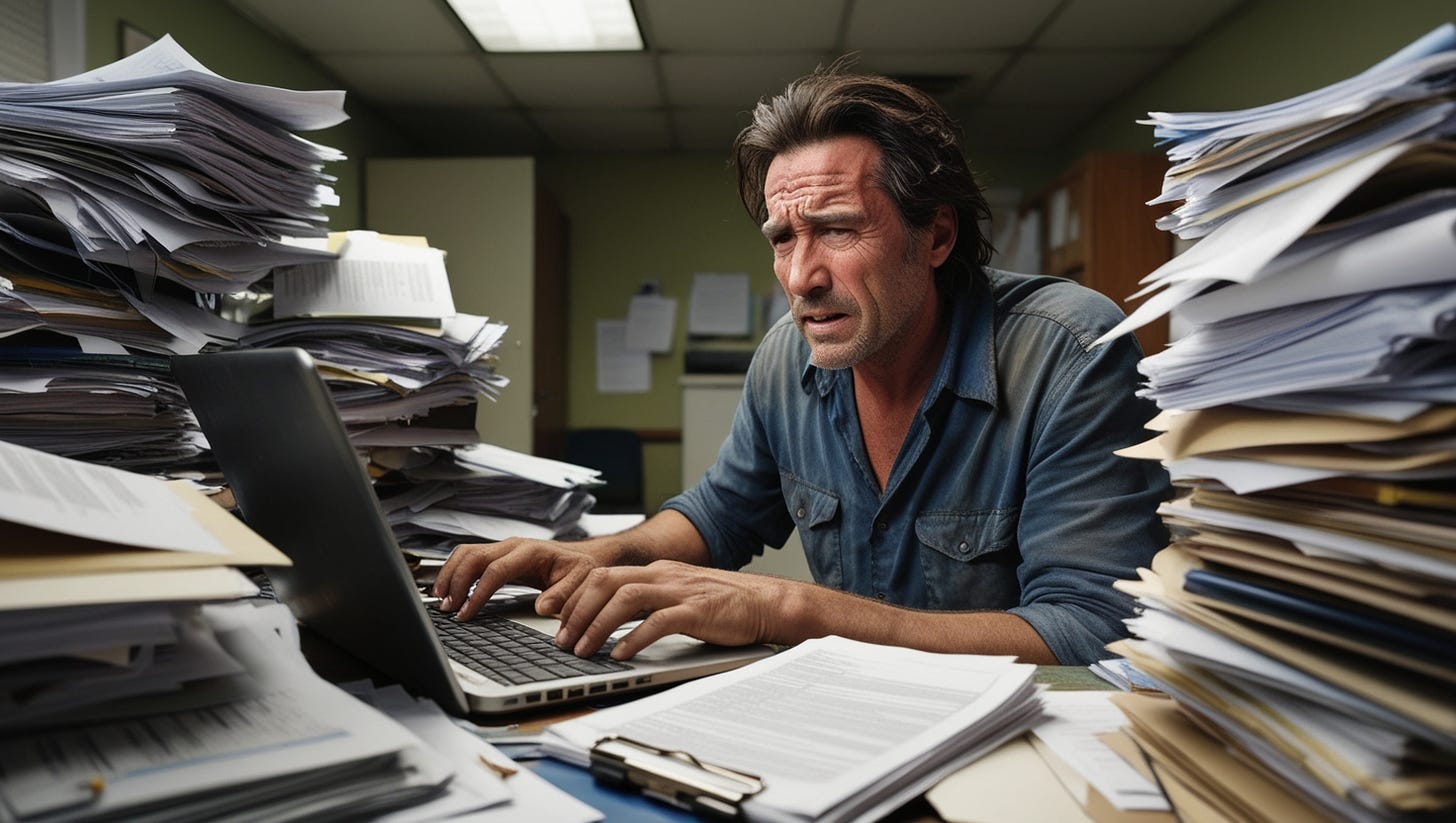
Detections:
[171, 347, 772, 716]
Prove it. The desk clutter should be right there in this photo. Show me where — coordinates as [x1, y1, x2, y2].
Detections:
[0, 36, 602, 550]
[6, 15, 1456, 823]
[1101, 22, 1456, 823]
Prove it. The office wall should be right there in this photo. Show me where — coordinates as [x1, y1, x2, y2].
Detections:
[1074, 0, 1456, 154]
[537, 153, 768, 509]
[367, 158, 538, 454]
[83, 0, 411, 228]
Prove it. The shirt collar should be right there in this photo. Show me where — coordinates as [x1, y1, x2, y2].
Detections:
[801, 270, 999, 409]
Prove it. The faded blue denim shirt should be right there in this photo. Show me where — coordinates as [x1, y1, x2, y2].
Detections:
[663, 268, 1170, 665]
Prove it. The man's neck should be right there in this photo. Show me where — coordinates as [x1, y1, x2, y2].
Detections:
[852, 294, 949, 408]
[850, 293, 950, 492]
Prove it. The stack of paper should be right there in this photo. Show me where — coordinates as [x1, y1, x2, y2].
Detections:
[0, 35, 346, 471]
[0, 33, 345, 291]
[239, 235, 510, 438]
[373, 442, 602, 554]
[0, 440, 487, 821]
[1098, 23, 1456, 823]
[240, 232, 508, 440]
[0, 345, 202, 470]
[225, 229, 588, 550]
[542, 636, 1043, 823]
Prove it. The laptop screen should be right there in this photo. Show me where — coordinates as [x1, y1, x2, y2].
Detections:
[172, 347, 470, 714]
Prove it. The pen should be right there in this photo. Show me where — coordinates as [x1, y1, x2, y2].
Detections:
[478, 754, 517, 779]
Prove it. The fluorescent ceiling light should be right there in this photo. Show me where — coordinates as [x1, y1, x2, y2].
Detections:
[446, 0, 643, 52]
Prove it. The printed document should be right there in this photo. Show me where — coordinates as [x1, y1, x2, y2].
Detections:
[543, 635, 1041, 823]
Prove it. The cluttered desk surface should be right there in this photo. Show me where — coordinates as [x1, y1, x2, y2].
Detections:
[299, 619, 1142, 823]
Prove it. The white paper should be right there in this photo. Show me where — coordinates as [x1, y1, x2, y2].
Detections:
[273, 232, 457, 321]
[543, 636, 1040, 823]
[1032, 692, 1169, 811]
[0, 601, 451, 821]
[688, 273, 751, 336]
[0, 438, 230, 555]
[624, 293, 677, 353]
[594, 319, 649, 393]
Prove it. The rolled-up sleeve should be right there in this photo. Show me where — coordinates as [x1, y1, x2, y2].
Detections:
[1004, 308, 1170, 664]
[663, 342, 797, 570]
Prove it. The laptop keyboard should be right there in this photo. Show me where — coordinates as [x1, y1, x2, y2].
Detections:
[428, 609, 632, 686]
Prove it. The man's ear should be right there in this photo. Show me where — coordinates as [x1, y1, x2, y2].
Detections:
[927, 205, 957, 269]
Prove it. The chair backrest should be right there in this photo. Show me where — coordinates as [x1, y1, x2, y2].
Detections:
[565, 427, 643, 513]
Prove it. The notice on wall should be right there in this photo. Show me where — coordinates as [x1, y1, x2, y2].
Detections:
[625, 293, 677, 353]
[595, 319, 650, 393]
[687, 272, 751, 336]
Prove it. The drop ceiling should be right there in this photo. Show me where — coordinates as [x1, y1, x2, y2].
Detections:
[224, 0, 1249, 156]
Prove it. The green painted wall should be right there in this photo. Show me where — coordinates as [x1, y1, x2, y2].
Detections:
[84, 0, 411, 228]
[537, 153, 769, 509]
[1075, 0, 1456, 154]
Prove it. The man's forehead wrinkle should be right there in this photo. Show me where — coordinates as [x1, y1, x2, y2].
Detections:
[767, 170, 850, 201]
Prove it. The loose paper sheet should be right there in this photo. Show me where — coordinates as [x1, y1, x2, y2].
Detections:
[595, 319, 649, 393]
[688, 273, 751, 336]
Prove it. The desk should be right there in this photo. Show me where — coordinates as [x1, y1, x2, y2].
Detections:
[302, 625, 1110, 822]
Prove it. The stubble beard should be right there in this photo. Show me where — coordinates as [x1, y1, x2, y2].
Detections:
[794, 294, 873, 370]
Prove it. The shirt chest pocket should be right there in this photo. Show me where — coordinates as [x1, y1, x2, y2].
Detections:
[782, 475, 842, 589]
[915, 508, 1021, 610]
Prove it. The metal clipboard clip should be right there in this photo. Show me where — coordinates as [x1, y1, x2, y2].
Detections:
[588, 735, 765, 820]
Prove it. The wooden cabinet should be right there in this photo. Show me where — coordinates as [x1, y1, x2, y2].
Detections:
[1029, 152, 1172, 355]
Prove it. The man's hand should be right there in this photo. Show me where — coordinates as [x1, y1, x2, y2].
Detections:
[433, 537, 607, 621]
[554, 560, 802, 660]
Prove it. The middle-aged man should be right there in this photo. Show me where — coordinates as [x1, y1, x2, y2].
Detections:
[434, 64, 1170, 666]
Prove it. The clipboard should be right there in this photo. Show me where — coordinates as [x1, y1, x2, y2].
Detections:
[589, 735, 765, 820]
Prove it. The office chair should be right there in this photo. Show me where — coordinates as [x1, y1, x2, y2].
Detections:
[564, 428, 644, 514]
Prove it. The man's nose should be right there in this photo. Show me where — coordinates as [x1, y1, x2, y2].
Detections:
[782, 240, 829, 297]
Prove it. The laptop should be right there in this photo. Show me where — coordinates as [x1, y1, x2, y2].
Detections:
[171, 347, 772, 716]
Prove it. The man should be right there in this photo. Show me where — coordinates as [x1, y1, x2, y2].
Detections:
[434, 65, 1169, 666]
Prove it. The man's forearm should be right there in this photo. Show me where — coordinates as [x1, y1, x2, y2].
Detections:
[590, 509, 713, 567]
[777, 581, 1060, 664]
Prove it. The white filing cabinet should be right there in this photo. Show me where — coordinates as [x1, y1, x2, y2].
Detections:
[680, 375, 813, 582]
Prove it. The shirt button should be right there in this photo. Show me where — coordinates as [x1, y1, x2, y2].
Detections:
[958, 541, 969, 554]
[796, 507, 806, 519]
[875, 520, 888, 532]
[875, 592, 886, 600]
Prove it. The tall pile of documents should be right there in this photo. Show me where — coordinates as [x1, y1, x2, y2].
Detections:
[1098, 23, 1456, 822]
[0, 40, 588, 548]
[240, 230, 598, 552]
[0, 35, 344, 470]
[0, 440, 489, 821]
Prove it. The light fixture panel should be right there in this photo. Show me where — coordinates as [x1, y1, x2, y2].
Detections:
[445, 0, 644, 52]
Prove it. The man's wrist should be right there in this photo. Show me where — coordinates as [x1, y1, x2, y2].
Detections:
[773, 578, 826, 645]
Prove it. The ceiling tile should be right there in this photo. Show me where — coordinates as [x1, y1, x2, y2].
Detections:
[229, 0, 473, 53]
[642, 0, 846, 52]
[852, 50, 1013, 102]
[954, 103, 1099, 151]
[984, 50, 1169, 104]
[1039, 0, 1248, 48]
[218, 0, 1245, 157]
[673, 108, 754, 153]
[320, 54, 510, 106]
[385, 107, 542, 155]
[846, 0, 1061, 50]
[661, 53, 825, 108]
[488, 54, 660, 108]
[534, 110, 673, 152]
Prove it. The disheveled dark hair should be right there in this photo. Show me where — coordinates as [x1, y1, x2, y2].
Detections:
[732, 57, 994, 295]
